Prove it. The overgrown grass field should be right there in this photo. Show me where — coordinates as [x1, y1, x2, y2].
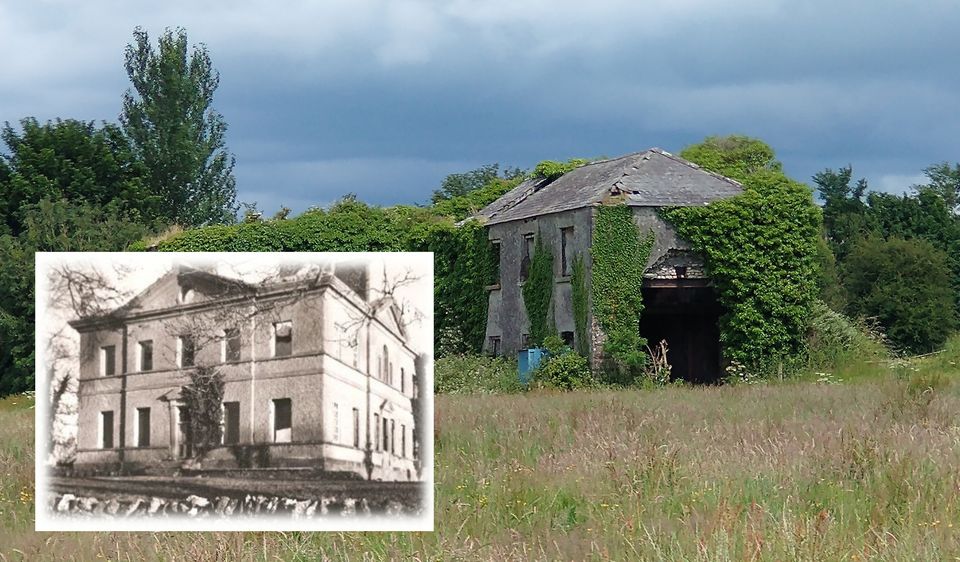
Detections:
[2, 348, 960, 560]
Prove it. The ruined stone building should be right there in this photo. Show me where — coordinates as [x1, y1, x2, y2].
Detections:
[69, 263, 420, 481]
[474, 148, 743, 383]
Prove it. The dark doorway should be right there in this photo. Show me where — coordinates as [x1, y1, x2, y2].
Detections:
[639, 281, 722, 384]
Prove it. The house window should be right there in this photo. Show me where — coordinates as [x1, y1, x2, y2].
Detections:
[100, 411, 114, 449]
[100, 345, 116, 376]
[382, 345, 389, 381]
[332, 402, 340, 442]
[382, 417, 389, 451]
[179, 286, 195, 304]
[561, 331, 575, 347]
[274, 321, 292, 357]
[390, 419, 396, 455]
[352, 408, 360, 448]
[178, 335, 195, 368]
[223, 328, 241, 362]
[176, 406, 191, 458]
[272, 398, 292, 443]
[138, 340, 153, 372]
[561, 227, 574, 276]
[222, 401, 240, 445]
[489, 336, 501, 356]
[521, 333, 530, 349]
[401, 424, 407, 458]
[136, 407, 150, 447]
[401, 367, 406, 394]
[491, 240, 501, 284]
[389, 361, 394, 386]
[374, 413, 381, 451]
[520, 233, 535, 281]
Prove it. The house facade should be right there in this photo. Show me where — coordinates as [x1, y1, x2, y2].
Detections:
[69, 264, 420, 481]
[474, 148, 743, 383]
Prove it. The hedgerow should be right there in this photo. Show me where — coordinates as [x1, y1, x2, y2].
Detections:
[147, 196, 495, 354]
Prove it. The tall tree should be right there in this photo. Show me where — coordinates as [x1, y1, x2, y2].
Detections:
[121, 27, 238, 227]
[812, 166, 870, 261]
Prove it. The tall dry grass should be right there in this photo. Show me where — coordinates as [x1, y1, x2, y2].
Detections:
[3, 356, 960, 560]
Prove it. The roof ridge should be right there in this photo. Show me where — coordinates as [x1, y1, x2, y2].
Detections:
[647, 147, 744, 188]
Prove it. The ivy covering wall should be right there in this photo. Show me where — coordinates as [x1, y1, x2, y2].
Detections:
[660, 170, 822, 371]
[522, 232, 554, 346]
[570, 254, 588, 356]
[591, 203, 653, 383]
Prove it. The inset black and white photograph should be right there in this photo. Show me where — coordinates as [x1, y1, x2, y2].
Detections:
[35, 252, 433, 532]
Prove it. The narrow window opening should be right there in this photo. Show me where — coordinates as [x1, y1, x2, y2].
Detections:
[100, 345, 116, 376]
[274, 321, 292, 357]
[333, 402, 340, 442]
[179, 335, 195, 368]
[272, 398, 292, 443]
[561, 227, 574, 276]
[224, 328, 241, 362]
[382, 417, 389, 451]
[352, 408, 360, 448]
[136, 407, 150, 447]
[520, 233, 535, 281]
[222, 401, 240, 445]
[138, 340, 153, 372]
[489, 336, 501, 356]
[100, 411, 114, 449]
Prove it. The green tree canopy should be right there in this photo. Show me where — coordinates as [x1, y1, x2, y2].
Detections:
[915, 161, 960, 212]
[843, 236, 957, 353]
[678, 135, 782, 183]
[121, 27, 238, 227]
[431, 164, 523, 204]
[0, 118, 155, 236]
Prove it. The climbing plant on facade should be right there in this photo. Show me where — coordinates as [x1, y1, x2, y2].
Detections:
[661, 168, 822, 372]
[522, 232, 555, 346]
[570, 254, 588, 356]
[591, 203, 653, 384]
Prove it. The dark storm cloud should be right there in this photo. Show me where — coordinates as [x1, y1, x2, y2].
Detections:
[2, 1, 958, 213]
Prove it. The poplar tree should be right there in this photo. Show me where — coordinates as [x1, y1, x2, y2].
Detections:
[121, 27, 238, 227]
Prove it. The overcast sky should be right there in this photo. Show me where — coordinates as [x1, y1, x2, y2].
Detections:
[3, 1, 959, 215]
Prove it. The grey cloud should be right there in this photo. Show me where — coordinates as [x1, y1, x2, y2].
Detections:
[1, 0, 958, 212]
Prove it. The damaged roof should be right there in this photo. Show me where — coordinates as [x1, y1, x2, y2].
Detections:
[473, 148, 743, 225]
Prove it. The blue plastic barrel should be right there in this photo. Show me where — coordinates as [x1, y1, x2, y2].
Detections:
[518, 347, 545, 384]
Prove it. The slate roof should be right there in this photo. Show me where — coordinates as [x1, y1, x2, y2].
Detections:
[474, 148, 743, 225]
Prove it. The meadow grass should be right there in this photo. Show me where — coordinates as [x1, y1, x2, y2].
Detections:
[2, 354, 960, 561]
